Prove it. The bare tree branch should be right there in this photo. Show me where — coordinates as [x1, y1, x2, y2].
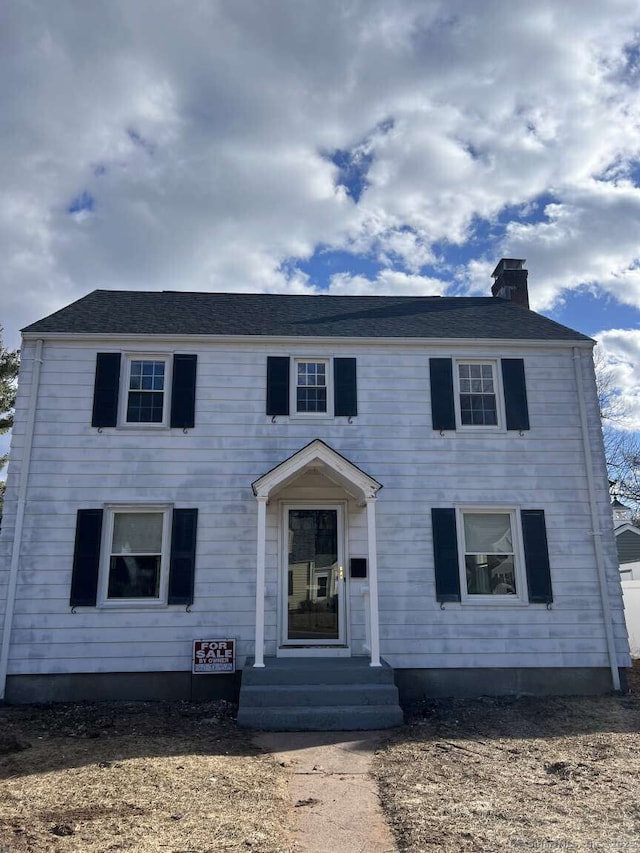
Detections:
[0, 329, 19, 522]
[594, 345, 640, 516]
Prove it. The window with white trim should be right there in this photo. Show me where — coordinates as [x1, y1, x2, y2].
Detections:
[459, 510, 522, 599]
[294, 358, 331, 415]
[457, 361, 499, 426]
[102, 506, 171, 603]
[123, 356, 170, 425]
[316, 575, 328, 599]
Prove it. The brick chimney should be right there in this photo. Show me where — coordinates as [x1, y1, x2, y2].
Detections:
[491, 258, 529, 308]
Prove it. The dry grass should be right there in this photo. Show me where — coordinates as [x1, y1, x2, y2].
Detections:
[4, 671, 640, 853]
[0, 700, 291, 853]
[375, 666, 640, 852]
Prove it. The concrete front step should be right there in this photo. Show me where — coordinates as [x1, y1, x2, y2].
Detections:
[237, 704, 404, 731]
[241, 682, 400, 708]
[237, 656, 404, 731]
[241, 656, 396, 686]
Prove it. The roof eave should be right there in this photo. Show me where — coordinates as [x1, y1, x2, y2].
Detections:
[20, 331, 595, 347]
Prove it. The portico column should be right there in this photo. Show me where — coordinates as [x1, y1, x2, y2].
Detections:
[366, 497, 381, 667]
[253, 495, 268, 668]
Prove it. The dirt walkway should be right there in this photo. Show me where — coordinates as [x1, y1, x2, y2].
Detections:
[254, 731, 397, 853]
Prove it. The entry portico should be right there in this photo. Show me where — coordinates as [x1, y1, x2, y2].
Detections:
[251, 440, 383, 668]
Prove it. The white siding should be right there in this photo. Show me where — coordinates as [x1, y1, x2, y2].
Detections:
[622, 580, 640, 656]
[0, 340, 37, 650]
[0, 337, 630, 675]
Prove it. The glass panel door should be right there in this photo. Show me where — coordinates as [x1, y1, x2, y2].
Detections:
[286, 508, 342, 642]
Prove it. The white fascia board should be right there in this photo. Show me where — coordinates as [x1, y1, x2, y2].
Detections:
[21, 331, 595, 349]
[252, 438, 381, 501]
[615, 523, 640, 537]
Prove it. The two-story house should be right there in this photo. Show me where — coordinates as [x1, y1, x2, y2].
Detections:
[0, 259, 629, 729]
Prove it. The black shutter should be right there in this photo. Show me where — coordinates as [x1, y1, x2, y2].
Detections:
[502, 359, 530, 431]
[429, 358, 456, 431]
[266, 356, 290, 416]
[92, 353, 121, 427]
[521, 509, 553, 603]
[70, 509, 103, 607]
[334, 358, 357, 417]
[432, 508, 461, 602]
[168, 508, 198, 605]
[170, 354, 197, 428]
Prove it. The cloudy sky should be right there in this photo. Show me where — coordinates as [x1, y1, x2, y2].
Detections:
[2, 0, 640, 433]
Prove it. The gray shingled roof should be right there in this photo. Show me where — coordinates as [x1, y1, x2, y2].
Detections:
[22, 289, 591, 341]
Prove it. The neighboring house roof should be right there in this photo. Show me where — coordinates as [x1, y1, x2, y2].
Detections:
[612, 498, 629, 510]
[21, 290, 592, 341]
[615, 524, 640, 565]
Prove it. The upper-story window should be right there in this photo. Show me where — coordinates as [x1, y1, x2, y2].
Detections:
[92, 352, 197, 430]
[457, 362, 498, 426]
[125, 358, 168, 424]
[296, 359, 329, 414]
[429, 357, 529, 433]
[266, 356, 357, 419]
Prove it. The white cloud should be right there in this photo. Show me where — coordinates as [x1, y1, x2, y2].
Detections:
[327, 269, 448, 296]
[594, 329, 640, 430]
[376, 228, 436, 272]
[500, 183, 640, 311]
[2, 0, 640, 354]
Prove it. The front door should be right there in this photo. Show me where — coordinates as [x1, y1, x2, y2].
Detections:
[283, 505, 346, 646]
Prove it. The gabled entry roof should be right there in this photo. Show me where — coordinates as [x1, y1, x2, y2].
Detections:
[251, 439, 382, 504]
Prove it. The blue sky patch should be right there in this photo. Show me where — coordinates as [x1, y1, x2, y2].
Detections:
[433, 192, 561, 269]
[127, 128, 156, 155]
[327, 146, 373, 203]
[546, 287, 640, 337]
[295, 248, 382, 290]
[619, 38, 640, 85]
[626, 159, 640, 187]
[292, 189, 569, 295]
[67, 190, 95, 215]
[324, 118, 394, 203]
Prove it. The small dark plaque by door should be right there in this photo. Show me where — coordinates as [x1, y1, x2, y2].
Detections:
[350, 558, 367, 578]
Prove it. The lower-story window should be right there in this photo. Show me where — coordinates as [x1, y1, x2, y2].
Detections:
[431, 505, 553, 605]
[71, 505, 199, 608]
[459, 509, 521, 599]
[103, 506, 171, 603]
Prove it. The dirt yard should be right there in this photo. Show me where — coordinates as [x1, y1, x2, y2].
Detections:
[0, 700, 291, 853]
[2, 672, 640, 853]
[375, 665, 640, 853]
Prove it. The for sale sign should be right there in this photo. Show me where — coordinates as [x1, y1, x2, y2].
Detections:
[192, 639, 235, 674]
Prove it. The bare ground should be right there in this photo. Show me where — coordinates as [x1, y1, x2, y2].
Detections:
[374, 665, 640, 853]
[0, 700, 292, 853]
[3, 671, 640, 853]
